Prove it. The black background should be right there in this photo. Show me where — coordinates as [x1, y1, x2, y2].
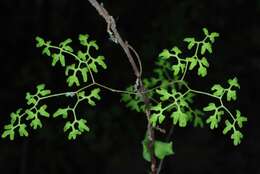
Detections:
[0, 0, 259, 174]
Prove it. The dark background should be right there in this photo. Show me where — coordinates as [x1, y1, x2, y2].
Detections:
[0, 0, 259, 174]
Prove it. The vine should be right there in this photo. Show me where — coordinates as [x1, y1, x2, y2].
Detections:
[1, 1, 247, 174]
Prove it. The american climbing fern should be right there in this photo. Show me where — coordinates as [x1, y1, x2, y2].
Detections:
[2, 28, 247, 166]
[2, 34, 105, 140]
[122, 28, 247, 161]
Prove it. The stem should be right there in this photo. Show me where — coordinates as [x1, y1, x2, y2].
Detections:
[87, 1, 156, 173]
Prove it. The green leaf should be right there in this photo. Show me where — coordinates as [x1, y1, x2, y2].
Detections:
[2, 129, 15, 140]
[65, 64, 75, 76]
[67, 75, 80, 87]
[202, 28, 209, 36]
[90, 88, 101, 100]
[25, 110, 35, 120]
[39, 89, 51, 96]
[19, 124, 29, 137]
[206, 115, 218, 129]
[89, 61, 98, 73]
[38, 104, 50, 117]
[172, 65, 180, 76]
[178, 98, 189, 108]
[77, 119, 90, 132]
[171, 46, 182, 55]
[59, 38, 72, 47]
[30, 118, 42, 129]
[64, 121, 72, 132]
[35, 36, 45, 47]
[236, 110, 247, 128]
[201, 42, 212, 55]
[228, 77, 240, 88]
[197, 65, 207, 77]
[42, 47, 51, 56]
[159, 49, 171, 59]
[89, 40, 99, 50]
[183, 37, 196, 50]
[81, 67, 88, 82]
[151, 103, 162, 112]
[158, 114, 165, 124]
[200, 57, 209, 67]
[150, 114, 159, 127]
[10, 112, 18, 124]
[142, 137, 151, 162]
[53, 108, 69, 118]
[171, 110, 187, 127]
[203, 103, 216, 111]
[51, 53, 60, 66]
[68, 130, 81, 140]
[59, 54, 65, 67]
[79, 34, 89, 46]
[78, 91, 86, 99]
[231, 130, 243, 146]
[77, 51, 86, 61]
[4, 124, 13, 130]
[223, 120, 233, 134]
[187, 57, 197, 70]
[52, 53, 65, 67]
[209, 32, 219, 43]
[36, 84, 45, 92]
[211, 84, 224, 97]
[156, 88, 171, 101]
[127, 100, 141, 112]
[227, 89, 237, 101]
[63, 45, 73, 52]
[25, 92, 37, 105]
[154, 141, 174, 160]
[95, 56, 107, 69]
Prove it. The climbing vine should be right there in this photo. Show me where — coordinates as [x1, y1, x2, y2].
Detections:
[1, 1, 247, 173]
